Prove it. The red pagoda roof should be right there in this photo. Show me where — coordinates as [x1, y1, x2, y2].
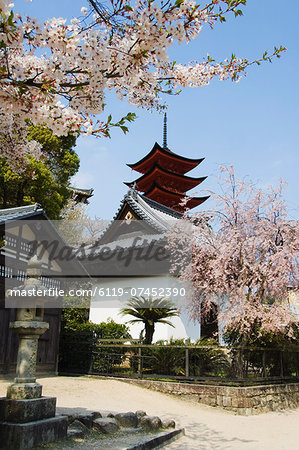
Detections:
[127, 142, 204, 175]
[126, 116, 208, 212]
[144, 182, 209, 213]
[124, 163, 207, 193]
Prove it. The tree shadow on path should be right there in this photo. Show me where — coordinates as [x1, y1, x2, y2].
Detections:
[164, 420, 257, 450]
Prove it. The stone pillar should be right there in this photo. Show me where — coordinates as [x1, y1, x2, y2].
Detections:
[16, 333, 41, 382]
[0, 257, 67, 449]
[6, 320, 49, 400]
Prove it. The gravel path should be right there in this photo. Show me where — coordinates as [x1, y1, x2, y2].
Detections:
[1, 376, 298, 449]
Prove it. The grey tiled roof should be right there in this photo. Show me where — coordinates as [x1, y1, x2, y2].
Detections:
[134, 191, 183, 219]
[85, 233, 165, 254]
[70, 187, 94, 196]
[125, 191, 181, 233]
[0, 203, 44, 223]
[97, 190, 182, 244]
[114, 190, 182, 232]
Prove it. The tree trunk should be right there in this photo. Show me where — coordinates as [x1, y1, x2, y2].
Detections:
[144, 322, 155, 344]
[16, 181, 25, 206]
[1, 182, 7, 208]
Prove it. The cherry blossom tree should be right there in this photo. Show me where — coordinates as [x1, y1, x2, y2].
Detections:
[58, 198, 106, 246]
[167, 166, 299, 341]
[0, 0, 285, 167]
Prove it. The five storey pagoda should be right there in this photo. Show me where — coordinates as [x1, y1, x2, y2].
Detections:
[125, 114, 209, 213]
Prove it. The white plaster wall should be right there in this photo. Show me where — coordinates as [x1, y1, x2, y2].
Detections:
[89, 276, 200, 342]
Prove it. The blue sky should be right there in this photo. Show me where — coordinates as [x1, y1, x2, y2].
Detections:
[17, 0, 299, 219]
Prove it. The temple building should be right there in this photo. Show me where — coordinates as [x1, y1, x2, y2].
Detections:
[88, 116, 218, 341]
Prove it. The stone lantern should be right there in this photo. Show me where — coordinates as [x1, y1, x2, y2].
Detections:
[0, 257, 67, 449]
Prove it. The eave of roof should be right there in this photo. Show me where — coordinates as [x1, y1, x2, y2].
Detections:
[139, 194, 183, 219]
[124, 163, 207, 193]
[127, 142, 204, 174]
[122, 191, 172, 233]
[70, 187, 94, 196]
[96, 189, 183, 245]
[0, 203, 90, 277]
[0, 203, 44, 223]
[144, 182, 209, 212]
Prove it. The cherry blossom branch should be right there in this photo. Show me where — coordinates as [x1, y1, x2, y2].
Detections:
[0, 0, 286, 152]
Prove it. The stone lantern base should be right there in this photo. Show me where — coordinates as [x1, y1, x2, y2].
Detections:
[0, 395, 67, 449]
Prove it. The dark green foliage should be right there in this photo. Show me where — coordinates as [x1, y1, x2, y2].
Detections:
[0, 125, 79, 219]
[60, 307, 90, 331]
[130, 339, 185, 376]
[59, 308, 131, 374]
[224, 322, 299, 378]
[145, 339, 185, 376]
[188, 338, 230, 377]
[27, 125, 79, 185]
[120, 296, 178, 344]
[130, 338, 230, 378]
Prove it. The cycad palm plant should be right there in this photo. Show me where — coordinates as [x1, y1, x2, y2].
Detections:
[120, 296, 178, 344]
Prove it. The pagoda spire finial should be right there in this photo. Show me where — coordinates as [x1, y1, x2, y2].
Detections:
[163, 112, 167, 149]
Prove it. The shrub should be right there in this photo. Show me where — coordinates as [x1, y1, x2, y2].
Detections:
[59, 309, 131, 374]
[224, 322, 299, 378]
[131, 338, 229, 378]
[145, 339, 186, 376]
[188, 338, 230, 377]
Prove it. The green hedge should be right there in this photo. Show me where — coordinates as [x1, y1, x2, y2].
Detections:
[59, 309, 131, 373]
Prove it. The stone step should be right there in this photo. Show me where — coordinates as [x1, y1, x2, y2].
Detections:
[0, 415, 68, 450]
[0, 396, 56, 423]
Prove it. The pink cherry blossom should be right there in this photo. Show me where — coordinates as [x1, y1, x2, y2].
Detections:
[167, 166, 299, 337]
[0, 1, 285, 167]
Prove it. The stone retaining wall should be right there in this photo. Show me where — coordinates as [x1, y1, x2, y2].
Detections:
[119, 379, 299, 415]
